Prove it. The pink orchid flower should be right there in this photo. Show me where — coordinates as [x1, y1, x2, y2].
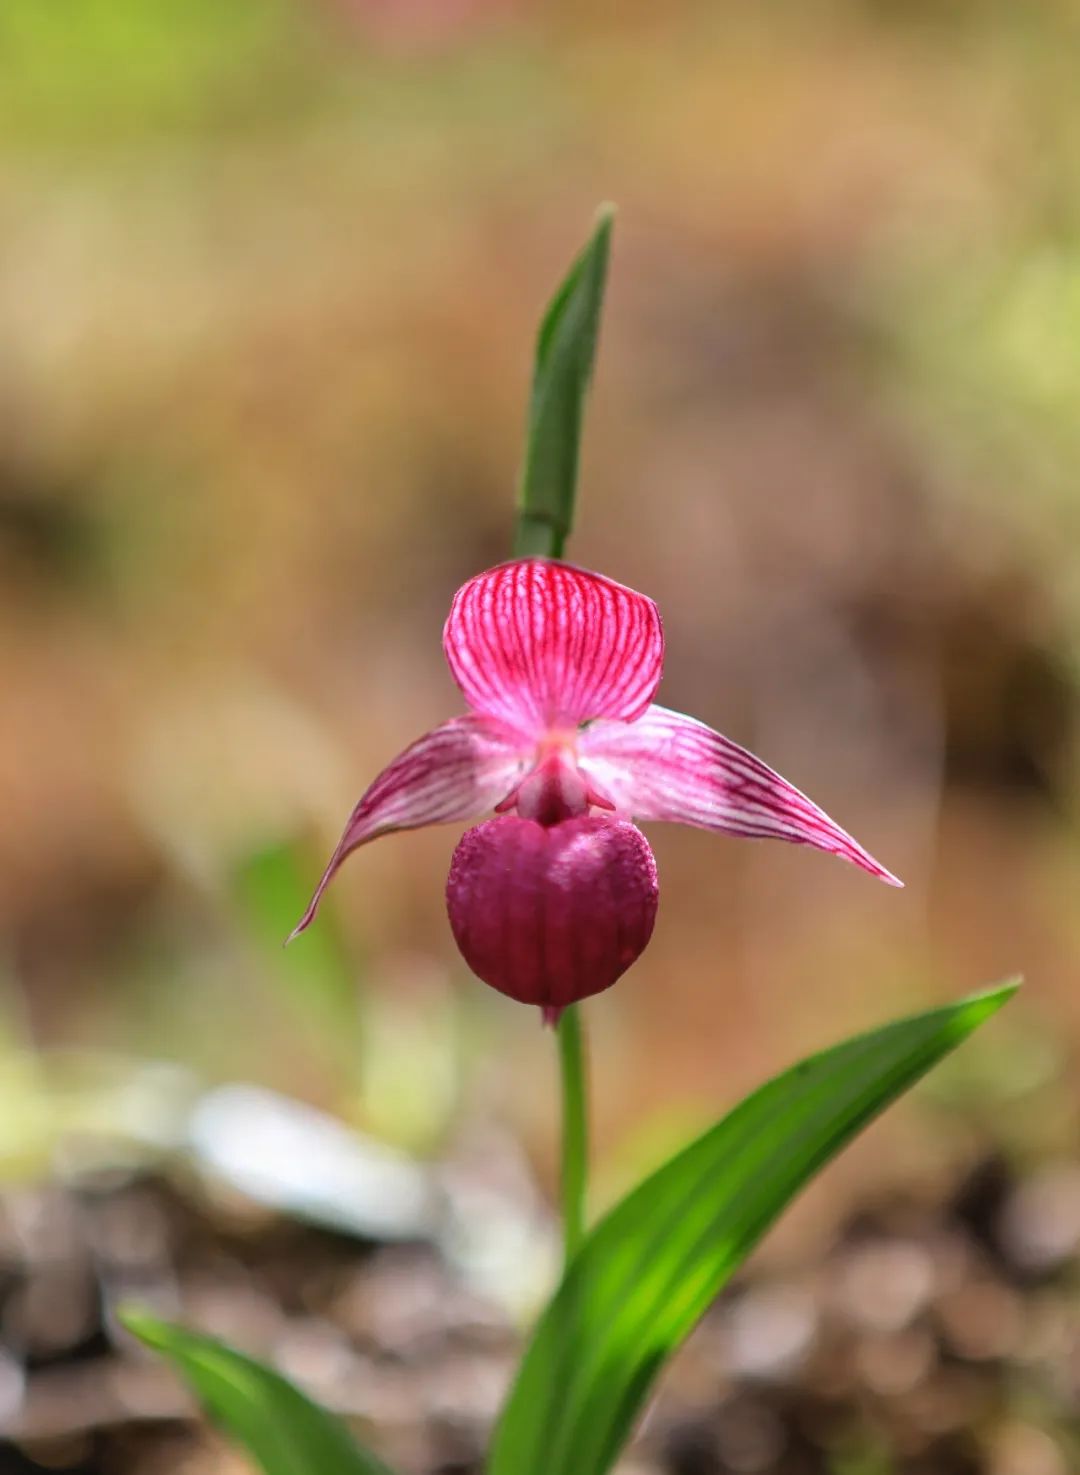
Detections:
[291, 558, 901, 1020]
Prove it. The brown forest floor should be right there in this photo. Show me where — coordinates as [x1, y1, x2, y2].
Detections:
[3, 1149, 1080, 1475]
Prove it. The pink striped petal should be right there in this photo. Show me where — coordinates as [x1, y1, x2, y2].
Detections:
[577, 705, 902, 886]
[443, 559, 664, 736]
[288, 716, 529, 942]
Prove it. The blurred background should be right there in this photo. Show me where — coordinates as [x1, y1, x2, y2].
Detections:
[3, 1, 1080, 1471]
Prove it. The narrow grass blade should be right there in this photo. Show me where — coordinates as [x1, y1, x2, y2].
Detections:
[232, 833, 360, 1054]
[488, 981, 1019, 1475]
[122, 1311, 398, 1475]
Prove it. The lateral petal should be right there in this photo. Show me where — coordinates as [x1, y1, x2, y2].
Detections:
[288, 715, 529, 941]
[443, 558, 664, 735]
[578, 704, 902, 886]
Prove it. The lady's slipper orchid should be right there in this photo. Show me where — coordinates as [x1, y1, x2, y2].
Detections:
[291, 559, 900, 1018]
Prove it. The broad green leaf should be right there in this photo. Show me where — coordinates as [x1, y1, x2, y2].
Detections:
[514, 206, 613, 560]
[122, 1311, 397, 1475]
[488, 981, 1019, 1475]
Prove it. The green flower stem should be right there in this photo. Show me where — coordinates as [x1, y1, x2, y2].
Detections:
[513, 511, 568, 561]
[556, 1004, 588, 1267]
[512, 208, 613, 1269]
[515, 420, 590, 1263]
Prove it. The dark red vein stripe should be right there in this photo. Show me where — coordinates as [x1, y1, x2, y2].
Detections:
[444, 558, 664, 735]
[578, 705, 901, 886]
[288, 715, 529, 941]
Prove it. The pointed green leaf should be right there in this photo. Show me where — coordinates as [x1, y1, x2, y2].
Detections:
[488, 981, 1019, 1475]
[514, 206, 614, 560]
[122, 1311, 398, 1475]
